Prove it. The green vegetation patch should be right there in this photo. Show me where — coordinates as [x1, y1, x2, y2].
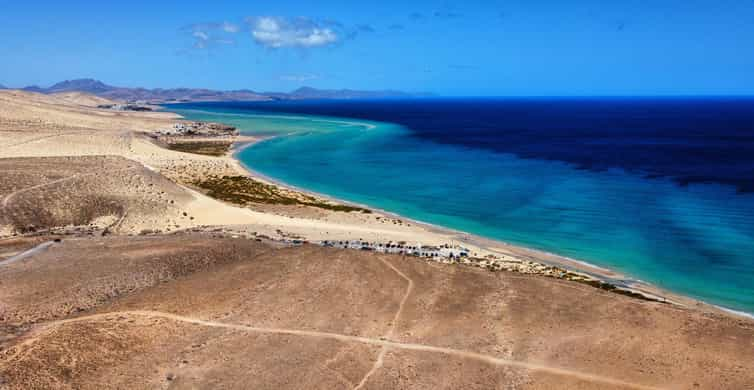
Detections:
[193, 175, 371, 213]
[166, 141, 232, 157]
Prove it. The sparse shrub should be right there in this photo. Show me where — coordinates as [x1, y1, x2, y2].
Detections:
[192, 175, 371, 213]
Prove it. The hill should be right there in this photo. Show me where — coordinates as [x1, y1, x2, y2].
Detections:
[21, 79, 268, 104]
[49, 91, 121, 107]
[2, 233, 753, 389]
[46, 78, 113, 94]
[19, 78, 428, 103]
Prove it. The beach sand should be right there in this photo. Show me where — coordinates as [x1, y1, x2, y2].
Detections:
[0, 89, 501, 259]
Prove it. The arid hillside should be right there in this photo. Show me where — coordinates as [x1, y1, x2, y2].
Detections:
[1, 234, 752, 390]
[0, 156, 194, 236]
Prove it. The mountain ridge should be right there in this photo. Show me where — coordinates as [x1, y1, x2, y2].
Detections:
[13, 78, 429, 103]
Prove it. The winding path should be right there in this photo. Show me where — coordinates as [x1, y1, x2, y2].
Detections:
[0, 243, 659, 389]
[0, 253, 660, 389]
[1, 173, 90, 211]
[3, 309, 662, 390]
[1, 167, 139, 233]
[1, 164, 142, 211]
[0, 241, 53, 266]
[353, 256, 414, 390]
[2, 131, 89, 149]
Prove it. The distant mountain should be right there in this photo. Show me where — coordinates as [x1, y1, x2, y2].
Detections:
[46, 78, 114, 94]
[99, 87, 269, 103]
[0, 84, 6, 89]
[21, 79, 268, 103]
[18, 79, 428, 103]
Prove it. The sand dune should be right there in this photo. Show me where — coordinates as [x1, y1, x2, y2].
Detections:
[0, 89, 493, 252]
[48, 91, 120, 107]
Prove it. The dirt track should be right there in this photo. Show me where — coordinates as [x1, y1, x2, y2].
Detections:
[354, 256, 415, 390]
[0, 241, 52, 266]
[6, 309, 659, 390]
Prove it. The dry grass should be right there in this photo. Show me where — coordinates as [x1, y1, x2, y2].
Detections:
[164, 141, 232, 157]
[193, 175, 371, 213]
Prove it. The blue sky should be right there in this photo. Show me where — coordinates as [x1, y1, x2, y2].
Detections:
[1, 0, 753, 95]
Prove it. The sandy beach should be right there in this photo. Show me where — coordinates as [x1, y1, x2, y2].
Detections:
[1, 89, 753, 389]
[0, 90, 515, 262]
[0, 88, 745, 314]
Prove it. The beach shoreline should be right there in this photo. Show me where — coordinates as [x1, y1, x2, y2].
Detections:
[1, 90, 748, 319]
[224, 127, 749, 319]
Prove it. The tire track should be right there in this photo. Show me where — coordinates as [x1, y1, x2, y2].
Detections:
[3, 131, 89, 149]
[1, 166, 139, 226]
[353, 256, 414, 390]
[3, 310, 661, 390]
[0, 241, 54, 266]
[2, 173, 91, 210]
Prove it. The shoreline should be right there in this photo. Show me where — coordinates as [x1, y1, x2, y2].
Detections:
[7, 93, 744, 320]
[226, 131, 752, 319]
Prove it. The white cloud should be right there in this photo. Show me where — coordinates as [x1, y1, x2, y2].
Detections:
[247, 17, 339, 49]
[185, 17, 360, 52]
[222, 21, 240, 33]
[279, 74, 320, 82]
[187, 22, 238, 49]
[192, 31, 210, 49]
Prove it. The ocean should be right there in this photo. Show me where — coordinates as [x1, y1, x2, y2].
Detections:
[168, 98, 754, 315]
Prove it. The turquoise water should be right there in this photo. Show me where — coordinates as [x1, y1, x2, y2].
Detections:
[173, 105, 754, 315]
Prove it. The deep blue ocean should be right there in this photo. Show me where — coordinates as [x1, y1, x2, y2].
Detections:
[169, 98, 754, 315]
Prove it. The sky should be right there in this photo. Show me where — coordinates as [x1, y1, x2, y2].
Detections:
[1, 0, 754, 96]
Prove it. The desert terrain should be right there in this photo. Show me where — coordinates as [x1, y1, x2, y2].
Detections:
[1, 90, 753, 389]
[1, 234, 753, 389]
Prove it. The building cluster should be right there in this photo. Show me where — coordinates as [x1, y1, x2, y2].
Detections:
[156, 122, 238, 137]
[240, 232, 583, 282]
[96, 104, 152, 112]
[319, 239, 471, 259]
